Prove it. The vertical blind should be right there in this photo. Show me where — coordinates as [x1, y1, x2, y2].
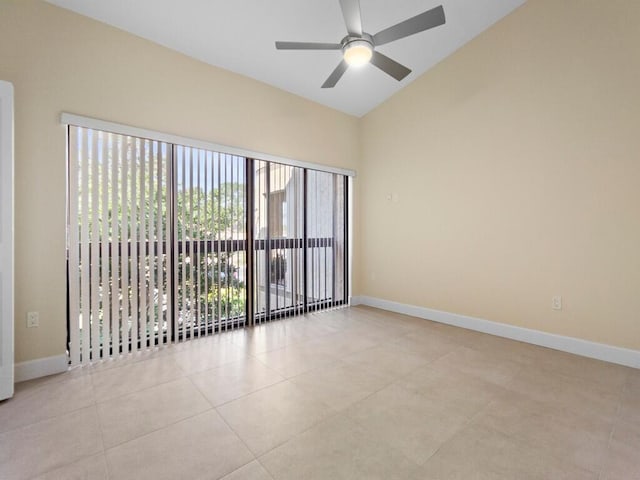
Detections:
[67, 125, 349, 365]
[68, 128, 172, 364]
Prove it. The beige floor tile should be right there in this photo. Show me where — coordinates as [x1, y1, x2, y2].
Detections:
[346, 313, 418, 339]
[3, 307, 632, 480]
[627, 369, 640, 395]
[106, 410, 253, 480]
[472, 390, 612, 473]
[0, 375, 95, 433]
[345, 383, 469, 465]
[0, 406, 103, 480]
[168, 332, 239, 354]
[250, 317, 334, 342]
[273, 317, 340, 339]
[216, 380, 334, 456]
[307, 310, 363, 332]
[618, 390, 640, 428]
[14, 367, 89, 390]
[352, 305, 426, 331]
[429, 346, 525, 386]
[397, 363, 505, 418]
[234, 317, 337, 355]
[31, 453, 108, 480]
[253, 343, 338, 378]
[83, 345, 176, 374]
[171, 340, 249, 374]
[289, 360, 394, 411]
[260, 413, 423, 480]
[189, 357, 285, 406]
[90, 355, 184, 401]
[470, 333, 549, 363]
[231, 328, 302, 355]
[389, 329, 460, 362]
[422, 423, 598, 480]
[97, 377, 211, 448]
[596, 420, 640, 479]
[506, 365, 621, 417]
[300, 330, 382, 359]
[426, 321, 488, 347]
[219, 460, 274, 480]
[341, 344, 430, 378]
[340, 322, 407, 344]
[532, 348, 631, 390]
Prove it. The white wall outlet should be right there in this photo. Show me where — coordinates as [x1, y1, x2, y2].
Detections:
[552, 296, 562, 311]
[26, 311, 39, 328]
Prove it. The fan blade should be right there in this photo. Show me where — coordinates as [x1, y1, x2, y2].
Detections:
[322, 60, 349, 88]
[373, 5, 445, 46]
[339, 0, 363, 36]
[370, 51, 411, 81]
[275, 41, 342, 50]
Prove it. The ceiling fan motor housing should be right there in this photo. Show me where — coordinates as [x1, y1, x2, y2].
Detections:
[341, 32, 374, 48]
[341, 34, 374, 66]
[340, 32, 374, 67]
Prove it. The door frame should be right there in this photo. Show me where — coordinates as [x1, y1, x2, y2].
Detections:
[0, 80, 14, 400]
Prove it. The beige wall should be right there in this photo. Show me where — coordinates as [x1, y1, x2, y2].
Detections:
[3, 0, 639, 364]
[0, 0, 359, 362]
[360, 0, 640, 350]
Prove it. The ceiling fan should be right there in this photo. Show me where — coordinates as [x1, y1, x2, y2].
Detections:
[275, 0, 446, 88]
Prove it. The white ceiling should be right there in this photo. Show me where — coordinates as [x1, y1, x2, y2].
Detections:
[45, 0, 526, 117]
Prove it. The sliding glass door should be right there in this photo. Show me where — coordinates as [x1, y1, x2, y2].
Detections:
[253, 161, 305, 322]
[67, 125, 349, 365]
[173, 147, 247, 339]
[252, 163, 348, 323]
[307, 170, 347, 312]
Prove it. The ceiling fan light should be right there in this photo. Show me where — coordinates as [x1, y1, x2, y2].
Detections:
[343, 40, 372, 67]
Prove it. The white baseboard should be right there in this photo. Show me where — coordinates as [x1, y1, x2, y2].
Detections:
[352, 295, 640, 369]
[15, 354, 69, 383]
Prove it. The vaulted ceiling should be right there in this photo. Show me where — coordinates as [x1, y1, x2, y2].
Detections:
[45, 0, 526, 116]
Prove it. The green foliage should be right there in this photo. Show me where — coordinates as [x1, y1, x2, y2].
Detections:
[78, 151, 247, 336]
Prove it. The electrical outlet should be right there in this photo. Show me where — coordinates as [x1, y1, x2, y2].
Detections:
[552, 296, 562, 311]
[27, 311, 39, 328]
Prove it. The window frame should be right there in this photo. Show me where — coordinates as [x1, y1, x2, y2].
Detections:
[64, 114, 354, 363]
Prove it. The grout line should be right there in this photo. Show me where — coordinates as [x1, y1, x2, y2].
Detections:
[101, 404, 215, 453]
[10, 307, 634, 479]
[254, 457, 277, 480]
[8, 404, 105, 480]
[0, 386, 98, 437]
[597, 383, 625, 480]
[189, 369, 288, 410]
[218, 459, 276, 480]
[213, 405, 260, 464]
[90, 365, 186, 406]
[251, 407, 345, 460]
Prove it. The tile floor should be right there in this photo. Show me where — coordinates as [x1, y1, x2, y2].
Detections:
[1, 306, 639, 479]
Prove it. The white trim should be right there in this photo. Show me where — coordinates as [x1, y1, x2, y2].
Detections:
[15, 354, 69, 383]
[0, 80, 14, 400]
[353, 295, 640, 369]
[60, 112, 357, 178]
